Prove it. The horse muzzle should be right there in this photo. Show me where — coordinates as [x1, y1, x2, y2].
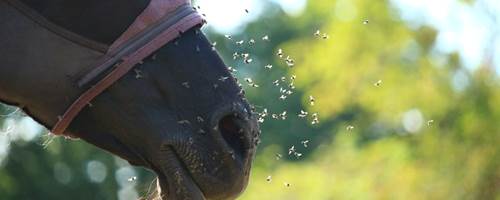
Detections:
[153, 102, 259, 200]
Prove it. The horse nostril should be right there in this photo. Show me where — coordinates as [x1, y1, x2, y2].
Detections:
[218, 114, 249, 160]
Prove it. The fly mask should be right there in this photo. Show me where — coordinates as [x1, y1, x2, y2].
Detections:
[0, 0, 205, 136]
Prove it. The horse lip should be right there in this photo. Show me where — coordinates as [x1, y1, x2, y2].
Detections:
[159, 146, 206, 200]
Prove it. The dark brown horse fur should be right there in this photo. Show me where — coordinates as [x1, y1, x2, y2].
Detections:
[0, 0, 260, 199]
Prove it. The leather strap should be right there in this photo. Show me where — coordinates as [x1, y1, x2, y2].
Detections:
[51, 1, 204, 135]
[77, 4, 200, 87]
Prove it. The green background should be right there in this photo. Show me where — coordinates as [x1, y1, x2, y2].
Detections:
[1, 0, 499, 199]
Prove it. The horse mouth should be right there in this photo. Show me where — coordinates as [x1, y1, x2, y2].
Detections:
[159, 147, 206, 200]
[154, 105, 257, 199]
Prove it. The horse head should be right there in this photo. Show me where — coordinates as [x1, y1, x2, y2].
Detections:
[0, 0, 260, 199]
[72, 28, 260, 200]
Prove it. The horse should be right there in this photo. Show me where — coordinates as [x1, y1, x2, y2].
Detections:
[0, 0, 260, 199]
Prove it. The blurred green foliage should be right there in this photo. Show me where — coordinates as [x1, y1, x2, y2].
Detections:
[1, 0, 499, 199]
[235, 0, 500, 199]
[0, 112, 156, 200]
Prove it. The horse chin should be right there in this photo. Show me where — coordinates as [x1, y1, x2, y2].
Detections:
[157, 147, 206, 200]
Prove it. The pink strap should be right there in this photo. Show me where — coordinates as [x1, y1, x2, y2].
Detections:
[109, 0, 188, 53]
[51, 0, 204, 135]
